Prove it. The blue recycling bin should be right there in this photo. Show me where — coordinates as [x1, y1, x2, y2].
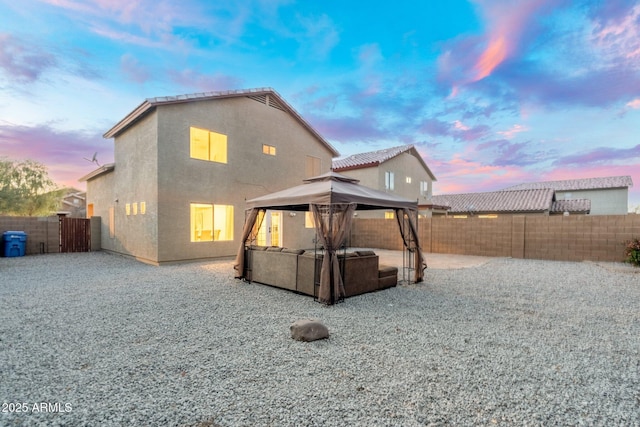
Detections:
[3, 231, 27, 257]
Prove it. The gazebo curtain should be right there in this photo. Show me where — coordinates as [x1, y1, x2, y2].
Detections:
[395, 208, 426, 283]
[233, 208, 264, 279]
[311, 203, 357, 304]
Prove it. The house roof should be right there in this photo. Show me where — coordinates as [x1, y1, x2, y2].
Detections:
[551, 199, 591, 214]
[431, 189, 557, 214]
[332, 144, 437, 181]
[503, 176, 633, 192]
[78, 163, 115, 182]
[103, 87, 339, 157]
[246, 171, 417, 211]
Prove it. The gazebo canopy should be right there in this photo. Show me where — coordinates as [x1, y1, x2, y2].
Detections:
[235, 171, 425, 305]
[245, 171, 418, 211]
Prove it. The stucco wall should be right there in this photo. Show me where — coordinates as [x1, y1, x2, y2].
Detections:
[86, 169, 115, 251]
[86, 111, 159, 263]
[152, 96, 334, 263]
[340, 151, 433, 219]
[556, 188, 629, 215]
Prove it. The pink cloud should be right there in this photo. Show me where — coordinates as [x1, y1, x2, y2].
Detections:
[120, 53, 151, 84]
[0, 122, 113, 189]
[0, 33, 56, 83]
[440, 0, 564, 93]
[39, 0, 187, 34]
[431, 154, 533, 194]
[497, 124, 529, 139]
[591, 4, 640, 64]
[307, 112, 388, 142]
[37, 0, 206, 53]
[419, 117, 490, 142]
[626, 98, 640, 109]
[552, 144, 640, 166]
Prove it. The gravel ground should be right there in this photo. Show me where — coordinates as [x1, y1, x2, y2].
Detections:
[1, 252, 639, 426]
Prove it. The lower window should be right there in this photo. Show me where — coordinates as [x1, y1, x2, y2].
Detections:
[190, 203, 234, 242]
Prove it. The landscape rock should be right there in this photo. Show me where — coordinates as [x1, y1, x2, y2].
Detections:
[290, 318, 329, 342]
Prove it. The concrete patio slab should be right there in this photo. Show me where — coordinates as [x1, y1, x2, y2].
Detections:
[352, 248, 494, 271]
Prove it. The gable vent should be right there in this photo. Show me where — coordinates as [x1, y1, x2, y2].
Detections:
[267, 95, 287, 112]
[247, 94, 267, 104]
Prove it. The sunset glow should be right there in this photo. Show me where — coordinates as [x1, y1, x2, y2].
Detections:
[473, 36, 508, 81]
[0, 0, 638, 209]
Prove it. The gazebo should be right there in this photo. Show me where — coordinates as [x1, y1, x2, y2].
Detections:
[234, 171, 426, 304]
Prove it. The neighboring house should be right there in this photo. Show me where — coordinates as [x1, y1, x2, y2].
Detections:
[332, 144, 437, 218]
[431, 188, 590, 217]
[503, 176, 633, 215]
[58, 189, 86, 217]
[80, 88, 339, 265]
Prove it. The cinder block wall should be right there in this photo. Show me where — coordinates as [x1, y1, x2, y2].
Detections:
[347, 218, 404, 249]
[351, 214, 640, 263]
[0, 216, 60, 255]
[524, 215, 639, 262]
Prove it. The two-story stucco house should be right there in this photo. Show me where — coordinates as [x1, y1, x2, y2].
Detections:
[332, 145, 437, 218]
[80, 88, 338, 265]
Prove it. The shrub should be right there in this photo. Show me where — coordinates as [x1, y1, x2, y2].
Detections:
[625, 238, 640, 267]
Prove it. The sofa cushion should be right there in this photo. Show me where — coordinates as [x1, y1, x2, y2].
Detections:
[282, 248, 305, 255]
[250, 245, 268, 251]
[355, 250, 376, 257]
[378, 265, 398, 278]
[266, 246, 283, 252]
[337, 252, 358, 258]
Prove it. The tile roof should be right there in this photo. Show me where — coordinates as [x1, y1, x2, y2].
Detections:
[431, 189, 556, 214]
[332, 144, 437, 180]
[551, 199, 591, 214]
[103, 87, 339, 156]
[503, 176, 633, 191]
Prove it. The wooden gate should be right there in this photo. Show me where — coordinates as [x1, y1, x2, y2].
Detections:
[60, 217, 91, 253]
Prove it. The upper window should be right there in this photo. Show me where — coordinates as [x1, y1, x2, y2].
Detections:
[406, 176, 412, 184]
[385, 171, 395, 191]
[190, 127, 227, 163]
[262, 144, 276, 156]
[420, 180, 430, 196]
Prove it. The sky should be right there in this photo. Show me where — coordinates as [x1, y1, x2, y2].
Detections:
[1, 0, 639, 209]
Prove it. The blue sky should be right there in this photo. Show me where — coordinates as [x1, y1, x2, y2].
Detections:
[1, 0, 639, 209]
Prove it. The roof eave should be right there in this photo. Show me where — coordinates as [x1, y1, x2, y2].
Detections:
[407, 146, 437, 181]
[103, 101, 154, 139]
[78, 163, 115, 182]
[101, 88, 340, 158]
[332, 161, 380, 172]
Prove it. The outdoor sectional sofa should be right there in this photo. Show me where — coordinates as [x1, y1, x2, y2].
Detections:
[245, 246, 397, 298]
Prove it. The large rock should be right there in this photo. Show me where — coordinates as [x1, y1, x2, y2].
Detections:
[290, 318, 329, 342]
